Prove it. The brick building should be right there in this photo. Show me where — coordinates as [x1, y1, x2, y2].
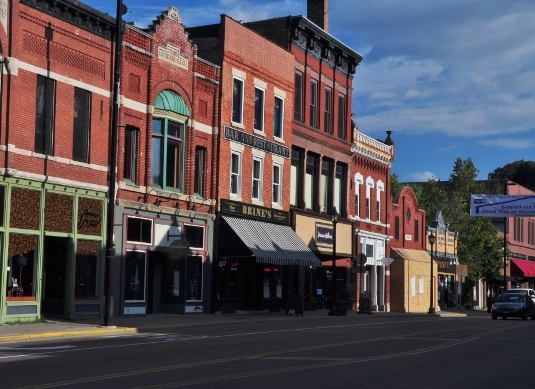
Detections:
[111, 7, 220, 316]
[188, 15, 322, 313]
[242, 8, 358, 312]
[0, 0, 116, 322]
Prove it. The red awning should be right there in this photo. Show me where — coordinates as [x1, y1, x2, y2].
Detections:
[510, 259, 535, 278]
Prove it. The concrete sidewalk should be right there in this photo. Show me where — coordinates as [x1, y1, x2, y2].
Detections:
[0, 308, 488, 343]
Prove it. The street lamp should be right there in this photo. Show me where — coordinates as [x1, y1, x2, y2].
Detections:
[428, 232, 436, 314]
[328, 206, 339, 316]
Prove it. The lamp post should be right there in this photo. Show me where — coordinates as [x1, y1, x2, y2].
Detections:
[428, 232, 436, 314]
[328, 206, 339, 316]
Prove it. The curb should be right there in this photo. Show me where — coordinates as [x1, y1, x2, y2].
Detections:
[0, 327, 138, 342]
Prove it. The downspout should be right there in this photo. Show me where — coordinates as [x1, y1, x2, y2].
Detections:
[2, 0, 13, 171]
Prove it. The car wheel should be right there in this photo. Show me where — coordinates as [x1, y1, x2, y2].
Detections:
[492, 314, 497, 320]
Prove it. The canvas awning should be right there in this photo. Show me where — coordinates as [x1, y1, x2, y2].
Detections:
[511, 259, 535, 278]
[222, 216, 322, 267]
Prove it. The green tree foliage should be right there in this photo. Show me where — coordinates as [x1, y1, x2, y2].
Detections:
[390, 173, 402, 197]
[488, 160, 535, 191]
[410, 157, 503, 283]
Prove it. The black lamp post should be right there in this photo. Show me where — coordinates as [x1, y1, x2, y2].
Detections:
[328, 206, 339, 316]
[428, 232, 436, 314]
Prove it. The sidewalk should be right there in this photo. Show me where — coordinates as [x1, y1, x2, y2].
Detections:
[0, 307, 488, 343]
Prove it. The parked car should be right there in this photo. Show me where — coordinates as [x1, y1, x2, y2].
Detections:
[506, 288, 535, 303]
[491, 293, 535, 320]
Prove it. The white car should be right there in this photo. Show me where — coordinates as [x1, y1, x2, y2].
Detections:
[506, 288, 535, 303]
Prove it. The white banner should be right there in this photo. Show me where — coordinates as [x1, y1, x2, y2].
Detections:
[470, 194, 535, 217]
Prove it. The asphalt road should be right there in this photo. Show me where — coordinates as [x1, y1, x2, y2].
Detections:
[1, 314, 533, 389]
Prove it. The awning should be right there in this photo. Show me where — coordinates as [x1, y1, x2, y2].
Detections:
[222, 216, 322, 267]
[511, 259, 535, 278]
[391, 248, 431, 263]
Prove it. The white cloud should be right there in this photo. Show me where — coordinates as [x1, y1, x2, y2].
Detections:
[478, 138, 535, 150]
[401, 171, 436, 182]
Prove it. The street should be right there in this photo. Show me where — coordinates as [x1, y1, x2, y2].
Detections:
[0, 314, 532, 388]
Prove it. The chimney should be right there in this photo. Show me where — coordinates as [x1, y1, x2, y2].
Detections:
[307, 0, 329, 32]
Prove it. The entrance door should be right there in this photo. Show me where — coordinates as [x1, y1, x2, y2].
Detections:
[41, 237, 70, 317]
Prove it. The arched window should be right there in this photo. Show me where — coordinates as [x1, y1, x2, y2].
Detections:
[151, 90, 190, 190]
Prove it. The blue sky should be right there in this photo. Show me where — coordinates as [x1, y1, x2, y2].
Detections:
[83, 0, 535, 182]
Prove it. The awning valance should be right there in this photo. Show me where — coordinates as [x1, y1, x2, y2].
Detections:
[222, 216, 322, 267]
[511, 259, 535, 278]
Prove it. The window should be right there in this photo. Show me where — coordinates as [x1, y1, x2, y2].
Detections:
[274, 96, 284, 138]
[394, 217, 400, 239]
[310, 79, 318, 128]
[324, 86, 332, 134]
[252, 156, 263, 200]
[305, 153, 318, 211]
[366, 177, 374, 220]
[273, 163, 282, 205]
[230, 150, 242, 196]
[514, 218, 523, 242]
[335, 163, 346, 216]
[232, 77, 244, 124]
[337, 93, 346, 140]
[126, 216, 153, 244]
[294, 72, 303, 122]
[124, 250, 146, 302]
[6, 234, 38, 300]
[186, 256, 203, 301]
[320, 158, 332, 213]
[254, 87, 265, 131]
[151, 118, 184, 190]
[123, 126, 138, 183]
[415, 220, 420, 242]
[75, 240, 99, 300]
[194, 147, 206, 197]
[35, 75, 56, 155]
[0, 186, 4, 226]
[290, 148, 304, 207]
[73, 87, 91, 163]
[376, 181, 384, 222]
[354, 174, 363, 218]
[185, 225, 205, 250]
[528, 220, 534, 246]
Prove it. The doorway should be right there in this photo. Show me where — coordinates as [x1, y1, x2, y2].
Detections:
[41, 236, 70, 316]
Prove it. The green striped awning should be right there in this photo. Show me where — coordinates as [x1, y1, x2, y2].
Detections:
[154, 90, 190, 116]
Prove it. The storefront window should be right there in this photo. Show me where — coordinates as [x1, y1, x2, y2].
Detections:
[186, 256, 203, 301]
[185, 225, 204, 250]
[75, 240, 99, 299]
[6, 234, 38, 300]
[0, 186, 5, 226]
[162, 255, 181, 303]
[124, 250, 146, 302]
[262, 266, 282, 299]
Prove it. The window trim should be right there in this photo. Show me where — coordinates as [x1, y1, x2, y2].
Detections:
[273, 162, 282, 206]
[252, 156, 264, 201]
[125, 216, 154, 246]
[151, 117, 185, 191]
[324, 86, 332, 135]
[310, 79, 318, 128]
[230, 150, 242, 197]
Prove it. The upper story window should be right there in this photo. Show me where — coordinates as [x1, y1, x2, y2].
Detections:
[514, 218, 524, 242]
[320, 158, 333, 214]
[335, 163, 346, 217]
[354, 173, 363, 218]
[252, 156, 263, 201]
[126, 216, 153, 245]
[324, 86, 332, 135]
[254, 87, 265, 132]
[274, 96, 284, 139]
[273, 163, 282, 205]
[73, 87, 91, 163]
[152, 119, 184, 190]
[337, 93, 346, 140]
[35, 75, 56, 155]
[151, 90, 190, 191]
[366, 177, 374, 220]
[290, 147, 304, 207]
[194, 147, 206, 197]
[310, 79, 318, 128]
[230, 150, 242, 197]
[376, 181, 385, 222]
[232, 77, 244, 124]
[294, 72, 303, 122]
[123, 126, 138, 184]
[305, 153, 319, 211]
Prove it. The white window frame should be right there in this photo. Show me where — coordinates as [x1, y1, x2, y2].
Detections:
[232, 77, 244, 125]
[366, 177, 374, 220]
[230, 150, 242, 197]
[354, 173, 363, 218]
[376, 180, 384, 222]
[254, 86, 265, 132]
[274, 95, 284, 139]
[252, 156, 263, 201]
[273, 162, 282, 206]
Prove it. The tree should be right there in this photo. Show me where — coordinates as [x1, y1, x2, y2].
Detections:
[410, 157, 503, 283]
[390, 173, 402, 197]
[488, 160, 535, 191]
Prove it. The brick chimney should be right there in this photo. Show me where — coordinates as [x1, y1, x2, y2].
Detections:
[307, 0, 329, 32]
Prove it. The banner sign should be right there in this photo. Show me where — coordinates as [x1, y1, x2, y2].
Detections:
[470, 195, 535, 217]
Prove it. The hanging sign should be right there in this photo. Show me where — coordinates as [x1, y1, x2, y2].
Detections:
[470, 195, 535, 217]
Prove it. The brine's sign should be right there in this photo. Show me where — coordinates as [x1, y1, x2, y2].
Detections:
[220, 199, 289, 224]
[224, 126, 290, 158]
[470, 195, 535, 217]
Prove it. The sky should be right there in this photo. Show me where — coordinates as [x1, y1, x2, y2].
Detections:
[83, 0, 535, 182]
